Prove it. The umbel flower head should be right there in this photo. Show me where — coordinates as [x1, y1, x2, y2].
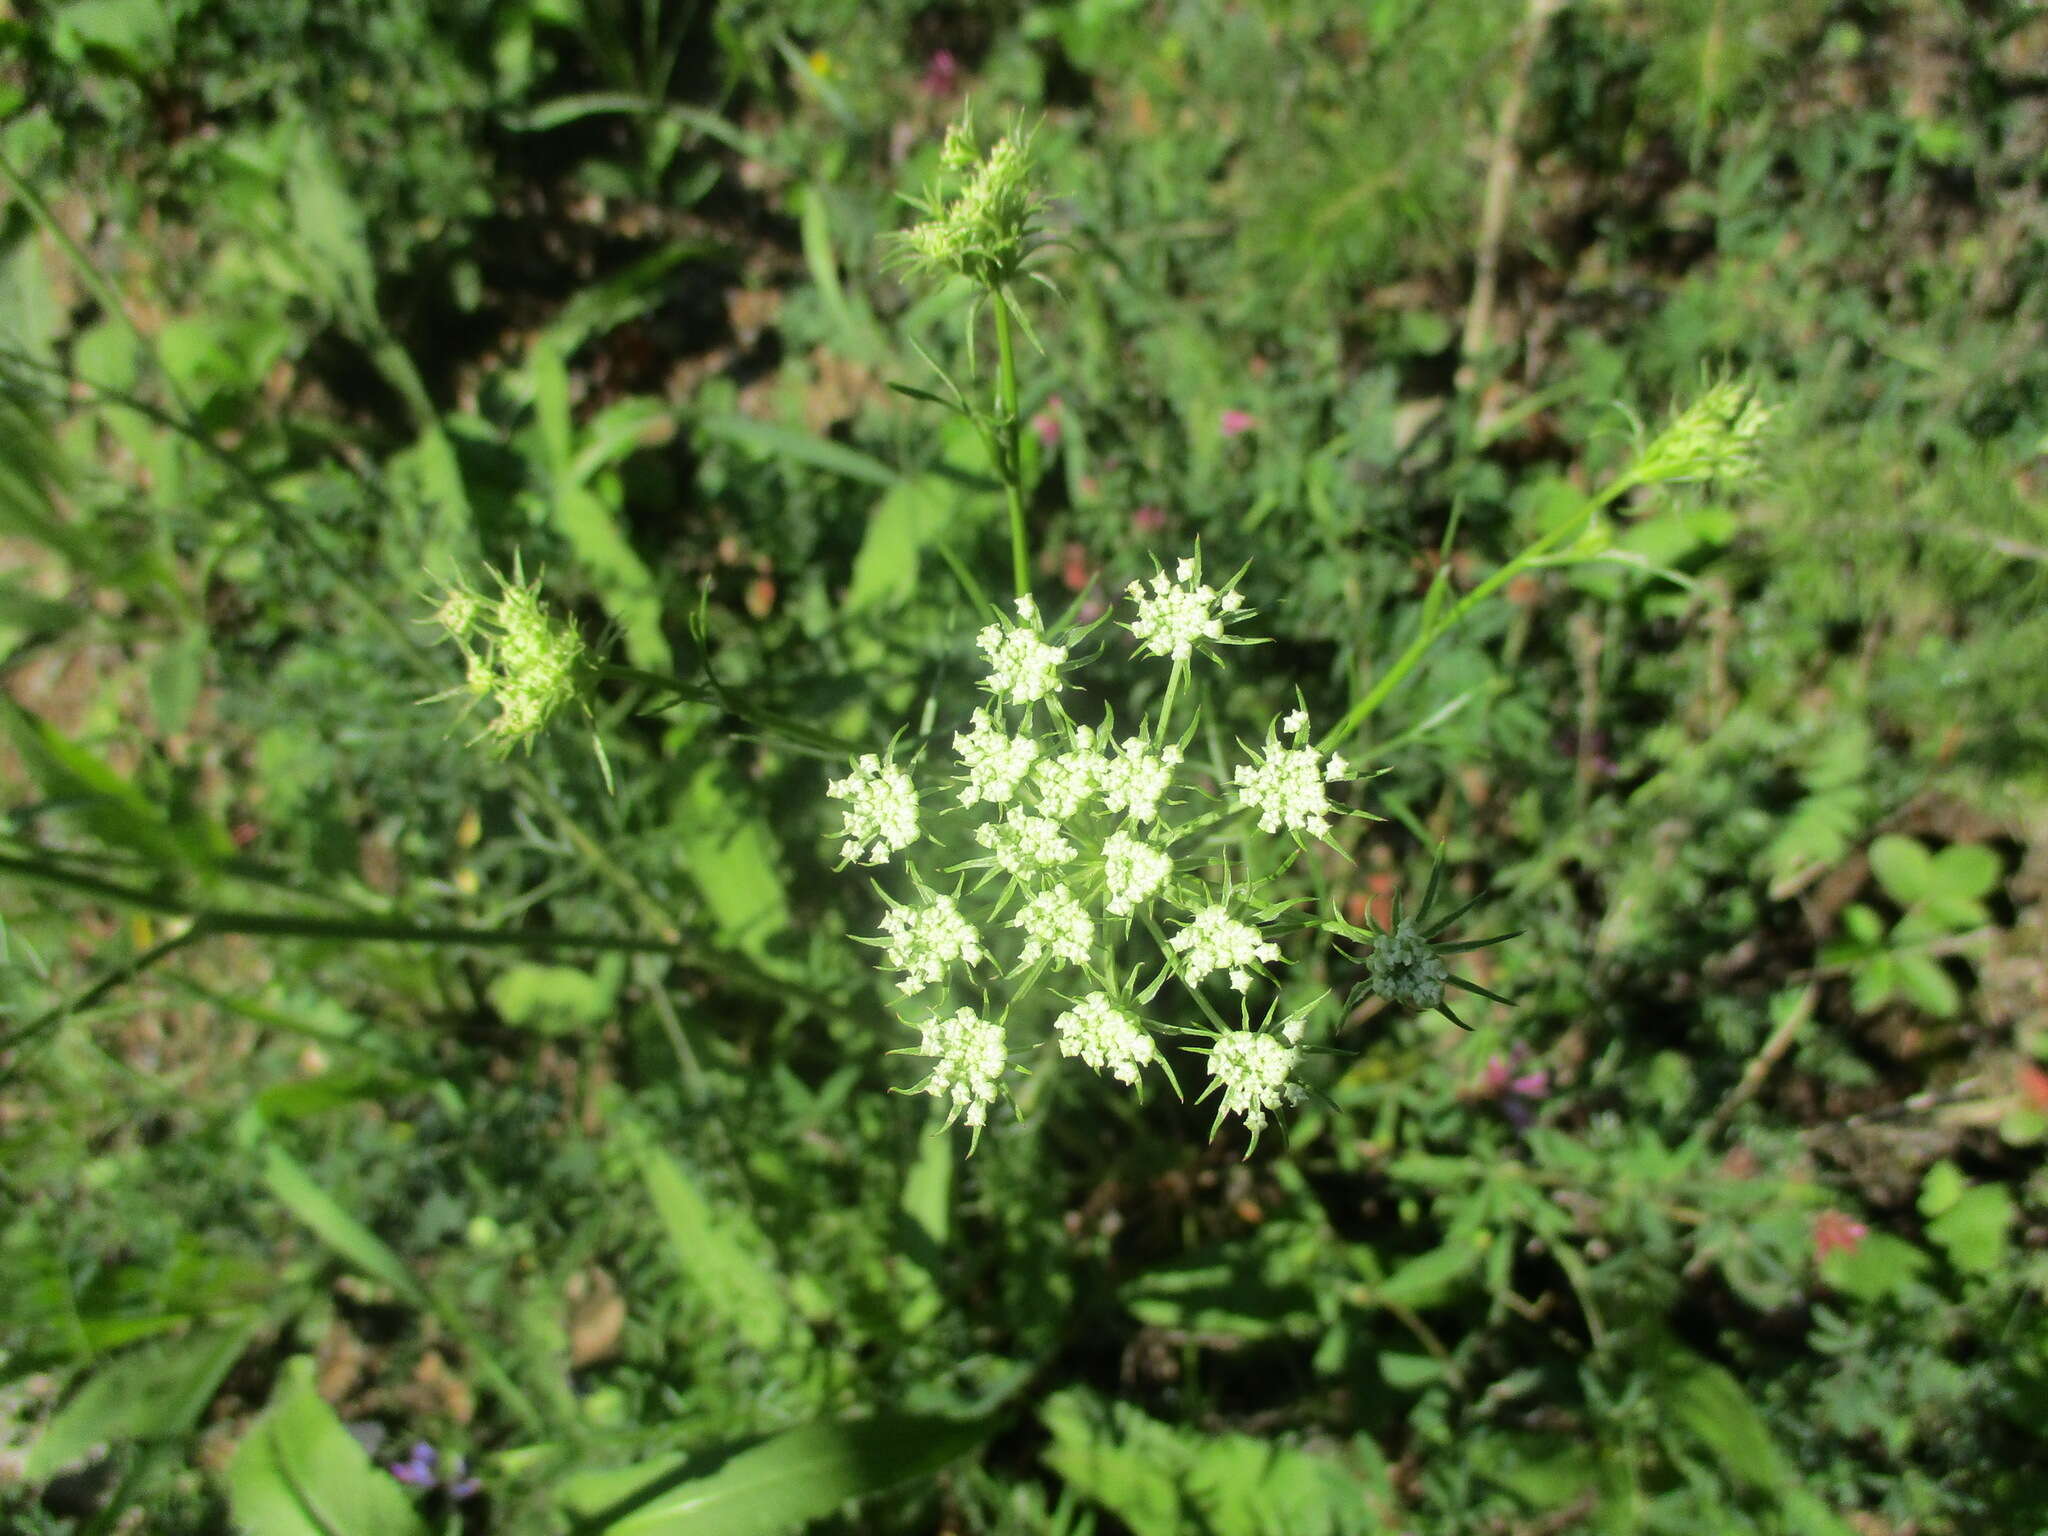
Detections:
[425, 563, 590, 757]
[977, 596, 1067, 705]
[828, 550, 1498, 1155]
[1235, 707, 1351, 841]
[914, 1006, 1008, 1133]
[1622, 374, 1773, 492]
[1200, 1001, 1316, 1151]
[828, 754, 920, 866]
[1124, 554, 1249, 663]
[881, 890, 984, 995]
[1053, 992, 1157, 1085]
[1171, 903, 1283, 993]
[892, 109, 1047, 290]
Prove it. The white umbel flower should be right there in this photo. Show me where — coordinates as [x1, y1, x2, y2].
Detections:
[1053, 993, 1157, 1084]
[955, 708, 1039, 807]
[1033, 726, 1099, 818]
[1170, 905, 1281, 991]
[1125, 558, 1242, 661]
[917, 1006, 1007, 1129]
[976, 596, 1068, 706]
[1234, 719, 1340, 839]
[1013, 885, 1093, 968]
[1206, 1029, 1303, 1136]
[974, 808, 1075, 876]
[826, 753, 920, 864]
[881, 892, 984, 994]
[1098, 738, 1181, 824]
[1102, 830, 1172, 916]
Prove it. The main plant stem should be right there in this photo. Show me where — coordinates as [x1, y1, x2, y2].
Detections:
[993, 290, 1030, 600]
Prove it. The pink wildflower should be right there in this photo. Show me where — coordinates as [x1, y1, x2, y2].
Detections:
[922, 49, 959, 97]
[1032, 394, 1063, 449]
[1813, 1211, 1869, 1262]
[1219, 408, 1256, 438]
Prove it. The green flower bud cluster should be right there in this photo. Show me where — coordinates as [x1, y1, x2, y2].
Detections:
[426, 565, 589, 755]
[1363, 921, 1449, 1012]
[835, 552, 1372, 1152]
[893, 111, 1047, 290]
[1624, 376, 1773, 491]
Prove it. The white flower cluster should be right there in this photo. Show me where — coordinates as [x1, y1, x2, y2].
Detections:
[975, 808, 1075, 875]
[881, 892, 983, 994]
[1125, 557, 1245, 662]
[1205, 1026, 1304, 1138]
[833, 551, 1382, 1152]
[827, 754, 921, 864]
[955, 709, 1039, 806]
[1234, 710, 1350, 840]
[1013, 885, 1094, 967]
[1053, 992, 1157, 1084]
[1033, 728, 1099, 817]
[1170, 904, 1282, 992]
[1102, 830, 1171, 915]
[1098, 738, 1181, 823]
[977, 597, 1068, 706]
[917, 1006, 1008, 1129]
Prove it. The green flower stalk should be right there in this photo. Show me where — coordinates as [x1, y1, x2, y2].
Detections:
[890, 107, 1057, 602]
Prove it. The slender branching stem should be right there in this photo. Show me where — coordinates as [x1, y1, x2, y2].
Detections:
[993, 289, 1031, 600]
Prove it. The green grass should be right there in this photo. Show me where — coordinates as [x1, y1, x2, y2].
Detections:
[3, 1, 2047, 1532]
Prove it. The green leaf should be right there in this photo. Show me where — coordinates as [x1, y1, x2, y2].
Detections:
[1040, 1387, 1392, 1536]
[844, 474, 951, 614]
[1821, 1232, 1929, 1304]
[1925, 1184, 2015, 1274]
[149, 631, 206, 736]
[1370, 1241, 1481, 1310]
[1917, 1160, 1966, 1218]
[1867, 835, 1935, 905]
[1464, 1430, 1597, 1509]
[489, 960, 621, 1035]
[0, 579, 84, 649]
[1377, 1351, 1444, 1390]
[50, 0, 174, 73]
[670, 759, 789, 952]
[258, 1139, 424, 1305]
[283, 126, 378, 323]
[1652, 1343, 1784, 1487]
[226, 1356, 426, 1536]
[696, 413, 897, 487]
[1890, 951, 1960, 1017]
[1930, 842, 2000, 900]
[1848, 954, 1896, 1015]
[561, 1414, 991, 1533]
[635, 1141, 792, 1353]
[27, 1321, 255, 1480]
[0, 696, 224, 871]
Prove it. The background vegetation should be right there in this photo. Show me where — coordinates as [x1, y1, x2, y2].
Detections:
[3, 1, 2046, 1531]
